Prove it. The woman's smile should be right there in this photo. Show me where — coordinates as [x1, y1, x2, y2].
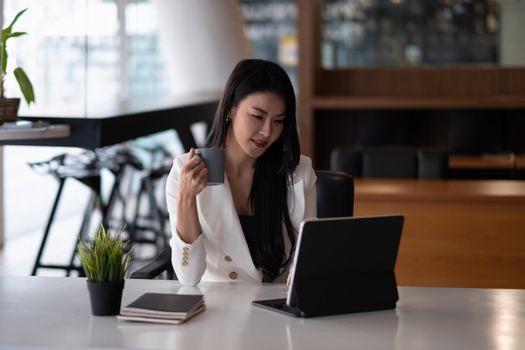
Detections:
[252, 138, 269, 149]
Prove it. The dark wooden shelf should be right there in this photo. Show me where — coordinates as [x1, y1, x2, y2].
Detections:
[297, 0, 525, 163]
[313, 96, 525, 110]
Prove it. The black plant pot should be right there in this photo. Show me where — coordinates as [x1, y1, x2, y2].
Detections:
[87, 280, 125, 316]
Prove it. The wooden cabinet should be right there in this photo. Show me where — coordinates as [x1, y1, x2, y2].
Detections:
[354, 179, 525, 288]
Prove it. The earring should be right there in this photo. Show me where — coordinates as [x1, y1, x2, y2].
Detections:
[225, 115, 230, 123]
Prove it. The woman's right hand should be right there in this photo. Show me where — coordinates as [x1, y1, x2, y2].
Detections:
[178, 148, 208, 199]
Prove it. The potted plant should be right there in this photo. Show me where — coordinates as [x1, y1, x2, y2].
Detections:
[77, 224, 133, 316]
[0, 8, 35, 123]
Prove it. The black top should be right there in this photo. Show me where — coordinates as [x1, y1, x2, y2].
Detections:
[239, 215, 260, 267]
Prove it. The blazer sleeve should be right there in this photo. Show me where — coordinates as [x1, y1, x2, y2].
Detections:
[166, 155, 207, 286]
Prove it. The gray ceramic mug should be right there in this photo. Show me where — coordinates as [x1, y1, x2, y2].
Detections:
[195, 147, 224, 186]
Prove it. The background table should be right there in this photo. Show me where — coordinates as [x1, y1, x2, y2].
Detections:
[1, 92, 219, 149]
[0, 123, 70, 141]
[0, 276, 523, 350]
[354, 179, 525, 289]
[449, 153, 525, 179]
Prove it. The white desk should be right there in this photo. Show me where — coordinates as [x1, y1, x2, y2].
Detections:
[0, 276, 523, 350]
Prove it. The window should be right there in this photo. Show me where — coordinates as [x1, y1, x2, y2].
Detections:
[2, 0, 168, 240]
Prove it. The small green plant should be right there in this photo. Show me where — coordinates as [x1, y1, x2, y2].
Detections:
[0, 8, 35, 104]
[77, 224, 133, 283]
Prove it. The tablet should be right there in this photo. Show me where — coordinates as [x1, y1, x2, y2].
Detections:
[253, 215, 404, 318]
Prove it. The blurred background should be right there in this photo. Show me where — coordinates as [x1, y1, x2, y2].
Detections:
[3, 0, 520, 242]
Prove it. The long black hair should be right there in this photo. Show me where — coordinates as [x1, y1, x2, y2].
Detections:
[206, 59, 300, 282]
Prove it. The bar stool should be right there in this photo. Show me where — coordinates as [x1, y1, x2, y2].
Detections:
[29, 152, 105, 276]
[29, 144, 173, 276]
[127, 145, 173, 252]
[129, 163, 171, 250]
[94, 145, 144, 232]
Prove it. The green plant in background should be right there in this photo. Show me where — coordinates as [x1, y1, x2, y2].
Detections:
[77, 224, 133, 283]
[0, 8, 35, 104]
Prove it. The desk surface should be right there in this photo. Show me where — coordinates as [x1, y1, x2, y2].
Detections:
[355, 178, 525, 203]
[0, 276, 523, 350]
[2, 92, 219, 149]
[0, 123, 70, 141]
[449, 154, 517, 170]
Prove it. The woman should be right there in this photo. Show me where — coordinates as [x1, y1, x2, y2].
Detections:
[166, 59, 316, 286]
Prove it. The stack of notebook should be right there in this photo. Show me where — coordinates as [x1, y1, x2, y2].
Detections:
[118, 293, 205, 324]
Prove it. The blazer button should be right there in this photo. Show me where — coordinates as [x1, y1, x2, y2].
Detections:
[182, 261, 188, 267]
[229, 271, 237, 280]
[224, 255, 232, 262]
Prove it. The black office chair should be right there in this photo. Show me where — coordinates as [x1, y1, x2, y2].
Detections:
[362, 147, 418, 178]
[129, 169, 354, 279]
[314, 170, 354, 218]
[331, 146, 448, 179]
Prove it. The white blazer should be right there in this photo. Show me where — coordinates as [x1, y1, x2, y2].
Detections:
[166, 154, 317, 286]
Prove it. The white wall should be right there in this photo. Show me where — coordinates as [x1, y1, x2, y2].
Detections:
[500, 1, 525, 66]
[153, 0, 252, 95]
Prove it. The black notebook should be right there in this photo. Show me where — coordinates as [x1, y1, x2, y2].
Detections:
[118, 293, 205, 324]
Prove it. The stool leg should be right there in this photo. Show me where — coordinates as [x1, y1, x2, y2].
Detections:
[103, 167, 126, 230]
[31, 178, 66, 276]
[144, 178, 167, 248]
[66, 191, 97, 277]
[129, 178, 145, 243]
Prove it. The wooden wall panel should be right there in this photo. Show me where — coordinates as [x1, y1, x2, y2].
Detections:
[297, 0, 322, 157]
[317, 68, 525, 97]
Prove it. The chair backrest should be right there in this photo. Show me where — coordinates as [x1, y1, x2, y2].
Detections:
[330, 146, 448, 179]
[362, 147, 417, 178]
[315, 170, 354, 218]
[330, 148, 362, 179]
[417, 149, 449, 179]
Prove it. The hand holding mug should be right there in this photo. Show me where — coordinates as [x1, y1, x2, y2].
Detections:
[179, 148, 208, 198]
[195, 147, 224, 186]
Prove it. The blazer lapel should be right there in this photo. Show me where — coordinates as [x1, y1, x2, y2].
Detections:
[198, 175, 261, 281]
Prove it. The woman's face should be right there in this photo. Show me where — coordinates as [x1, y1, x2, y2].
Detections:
[228, 91, 286, 159]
